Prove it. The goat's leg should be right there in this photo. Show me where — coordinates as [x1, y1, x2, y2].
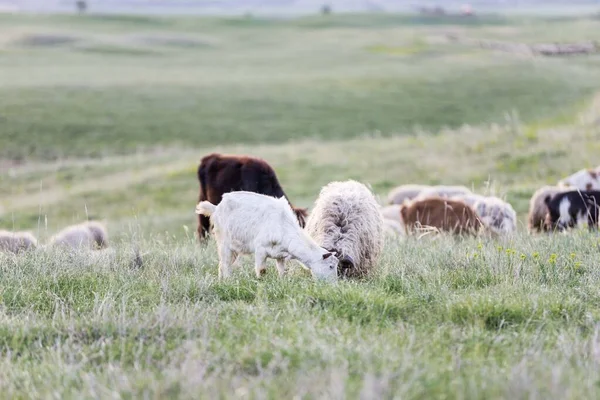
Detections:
[217, 244, 234, 279]
[276, 259, 287, 277]
[254, 249, 268, 278]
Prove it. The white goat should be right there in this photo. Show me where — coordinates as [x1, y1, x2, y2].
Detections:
[49, 221, 109, 250]
[305, 180, 384, 278]
[195, 191, 339, 281]
[0, 231, 38, 254]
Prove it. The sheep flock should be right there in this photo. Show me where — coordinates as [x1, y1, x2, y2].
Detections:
[3, 154, 600, 283]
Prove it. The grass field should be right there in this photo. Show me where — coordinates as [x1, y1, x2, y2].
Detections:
[2, 11, 600, 398]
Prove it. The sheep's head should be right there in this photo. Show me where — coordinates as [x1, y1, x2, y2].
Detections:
[326, 249, 355, 278]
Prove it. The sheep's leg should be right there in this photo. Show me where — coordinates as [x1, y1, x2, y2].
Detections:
[217, 245, 234, 280]
[276, 259, 287, 277]
[254, 249, 268, 278]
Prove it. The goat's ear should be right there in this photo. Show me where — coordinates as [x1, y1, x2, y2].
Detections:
[327, 248, 341, 257]
[322, 252, 333, 260]
[544, 195, 552, 206]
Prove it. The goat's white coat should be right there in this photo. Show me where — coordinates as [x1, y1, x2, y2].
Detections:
[49, 221, 109, 250]
[305, 180, 384, 277]
[0, 231, 38, 254]
[195, 191, 338, 280]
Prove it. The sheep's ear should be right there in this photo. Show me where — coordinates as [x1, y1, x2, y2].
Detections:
[322, 252, 333, 260]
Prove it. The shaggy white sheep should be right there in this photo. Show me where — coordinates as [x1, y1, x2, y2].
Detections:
[49, 221, 109, 250]
[0, 231, 38, 254]
[387, 184, 431, 205]
[195, 191, 339, 280]
[305, 180, 384, 278]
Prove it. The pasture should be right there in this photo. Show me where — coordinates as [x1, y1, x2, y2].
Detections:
[1, 11, 600, 398]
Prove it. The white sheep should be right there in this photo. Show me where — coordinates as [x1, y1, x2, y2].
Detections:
[49, 221, 109, 250]
[450, 193, 486, 207]
[387, 184, 431, 205]
[472, 196, 517, 235]
[305, 180, 384, 278]
[415, 185, 473, 200]
[383, 218, 404, 237]
[380, 204, 402, 223]
[0, 230, 38, 254]
[195, 191, 339, 281]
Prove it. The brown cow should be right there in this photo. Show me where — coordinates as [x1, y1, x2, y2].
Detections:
[400, 197, 482, 236]
[196, 153, 308, 241]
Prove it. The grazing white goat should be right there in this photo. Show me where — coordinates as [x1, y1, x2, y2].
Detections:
[387, 184, 431, 205]
[472, 196, 517, 235]
[49, 221, 109, 250]
[305, 180, 384, 278]
[0, 231, 38, 254]
[195, 191, 339, 281]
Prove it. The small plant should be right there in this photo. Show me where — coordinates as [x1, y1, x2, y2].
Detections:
[321, 4, 332, 15]
[75, 0, 87, 14]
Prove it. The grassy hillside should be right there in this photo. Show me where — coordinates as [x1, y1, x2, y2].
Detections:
[2, 12, 600, 399]
[1, 13, 599, 159]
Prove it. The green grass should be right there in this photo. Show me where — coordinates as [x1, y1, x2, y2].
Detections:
[2, 12, 600, 398]
[1, 235, 600, 398]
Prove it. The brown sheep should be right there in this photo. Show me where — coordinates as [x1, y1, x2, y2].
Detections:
[400, 197, 482, 236]
[196, 153, 308, 241]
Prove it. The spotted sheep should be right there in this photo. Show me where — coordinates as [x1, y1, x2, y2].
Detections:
[544, 190, 600, 231]
[451, 194, 517, 235]
[528, 186, 566, 233]
[195, 191, 338, 281]
[558, 167, 600, 191]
